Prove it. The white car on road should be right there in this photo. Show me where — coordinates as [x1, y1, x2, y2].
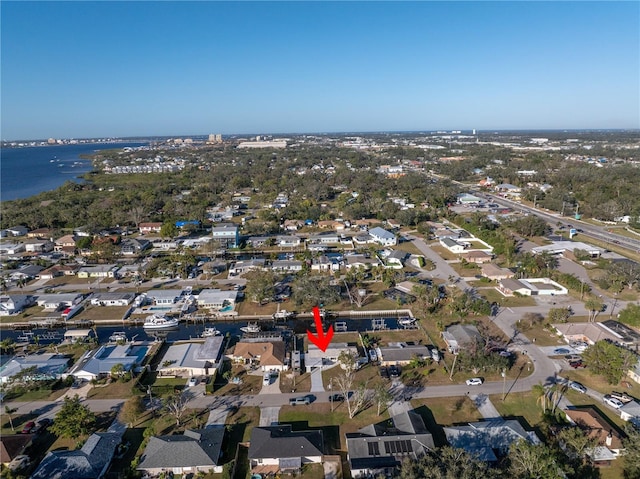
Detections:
[466, 378, 483, 386]
[604, 395, 624, 409]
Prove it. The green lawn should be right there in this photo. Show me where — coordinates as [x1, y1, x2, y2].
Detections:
[489, 392, 544, 429]
[479, 288, 537, 307]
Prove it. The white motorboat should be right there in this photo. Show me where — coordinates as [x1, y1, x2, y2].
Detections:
[273, 309, 294, 320]
[109, 332, 128, 342]
[202, 327, 221, 337]
[398, 316, 417, 326]
[143, 313, 179, 330]
[240, 322, 261, 333]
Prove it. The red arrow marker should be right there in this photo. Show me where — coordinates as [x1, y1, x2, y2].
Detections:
[307, 306, 334, 352]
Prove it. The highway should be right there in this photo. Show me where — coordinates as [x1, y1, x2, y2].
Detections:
[475, 190, 640, 252]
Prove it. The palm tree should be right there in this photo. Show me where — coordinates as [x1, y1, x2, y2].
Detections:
[532, 383, 547, 412]
[585, 297, 604, 322]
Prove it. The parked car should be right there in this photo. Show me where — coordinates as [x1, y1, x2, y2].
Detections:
[604, 394, 624, 409]
[466, 378, 483, 386]
[389, 365, 401, 378]
[379, 367, 389, 379]
[289, 396, 311, 406]
[569, 381, 587, 394]
[553, 348, 571, 355]
[188, 377, 197, 387]
[21, 421, 36, 434]
[8, 455, 30, 472]
[610, 391, 633, 403]
[569, 360, 586, 369]
[263, 374, 271, 386]
[329, 393, 345, 402]
[33, 418, 52, 434]
[565, 354, 582, 362]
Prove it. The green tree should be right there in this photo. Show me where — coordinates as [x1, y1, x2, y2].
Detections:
[584, 297, 604, 322]
[508, 439, 563, 479]
[244, 269, 276, 303]
[547, 307, 571, 323]
[623, 426, 640, 479]
[4, 405, 17, 431]
[110, 363, 125, 378]
[397, 445, 502, 478]
[160, 221, 178, 238]
[50, 395, 96, 439]
[619, 304, 640, 328]
[581, 340, 637, 384]
[120, 395, 145, 427]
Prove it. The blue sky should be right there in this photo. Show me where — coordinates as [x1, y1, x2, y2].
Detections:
[1, 1, 638, 139]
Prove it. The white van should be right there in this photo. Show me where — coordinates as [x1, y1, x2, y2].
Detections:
[263, 374, 271, 386]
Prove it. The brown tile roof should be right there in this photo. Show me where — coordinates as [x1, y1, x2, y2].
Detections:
[231, 342, 285, 366]
[564, 408, 624, 449]
[1, 434, 32, 463]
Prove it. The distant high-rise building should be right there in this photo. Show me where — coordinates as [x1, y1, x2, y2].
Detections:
[472, 129, 476, 135]
[208, 133, 223, 143]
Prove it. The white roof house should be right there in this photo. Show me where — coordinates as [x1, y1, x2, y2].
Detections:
[146, 289, 183, 305]
[90, 292, 136, 306]
[67, 343, 150, 381]
[158, 337, 226, 377]
[369, 227, 397, 246]
[304, 343, 358, 372]
[35, 293, 84, 310]
[197, 289, 237, 310]
[0, 353, 70, 383]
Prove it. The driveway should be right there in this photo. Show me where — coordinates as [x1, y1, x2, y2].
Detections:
[310, 367, 325, 392]
[259, 406, 281, 426]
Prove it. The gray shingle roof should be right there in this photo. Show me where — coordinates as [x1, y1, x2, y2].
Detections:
[248, 426, 323, 460]
[30, 431, 123, 479]
[137, 428, 224, 470]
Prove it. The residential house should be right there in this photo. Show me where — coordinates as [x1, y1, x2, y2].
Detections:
[439, 237, 466, 254]
[552, 323, 620, 347]
[0, 435, 33, 466]
[307, 232, 340, 245]
[228, 341, 288, 372]
[377, 343, 430, 367]
[10, 265, 44, 281]
[282, 219, 304, 231]
[30, 430, 124, 479]
[381, 250, 408, 269]
[37, 264, 80, 280]
[270, 260, 304, 273]
[77, 264, 119, 279]
[462, 250, 493, 264]
[0, 242, 26, 255]
[146, 289, 183, 306]
[0, 353, 70, 383]
[137, 428, 225, 475]
[620, 401, 640, 428]
[305, 342, 359, 372]
[4, 226, 28, 237]
[120, 238, 151, 255]
[564, 407, 625, 465]
[229, 259, 266, 275]
[197, 289, 237, 311]
[344, 254, 380, 270]
[532, 241, 604, 259]
[246, 236, 272, 248]
[311, 255, 342, 272]
[494, 183, 522, 197]
[481, 263, 515, 281]
[90, 292, 136, 306]
[369, 227, 397, 246]
[211, 224, 239, 248]
[67, 343, 149, 381]
[441, 324, 483, 354]
[0, 295, 35, 316]
[157, 337, 226, 377]
[248, 425, 324, 475]
[26, 228, 53, 239]
[276, 235, 302, 248]
[445, 420, 540, 462]
[498, 278, 568, 297]
[138, 222, 163, 235]
[346, 410, 434, 478]
[54, 234, 77, 254]
[35, 293, 84, 310]
[24, 240, 54, 253]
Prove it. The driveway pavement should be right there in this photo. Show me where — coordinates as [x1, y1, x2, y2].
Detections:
[259, 406, 281, 426]
[310, 367, 325, 392]
[470, 393, 501, 419]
